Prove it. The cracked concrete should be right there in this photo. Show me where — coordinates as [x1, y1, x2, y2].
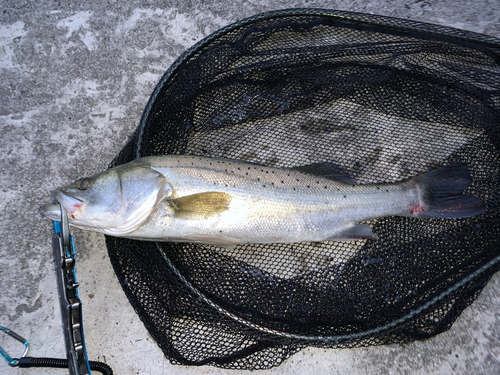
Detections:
[1, 1, 499, 374]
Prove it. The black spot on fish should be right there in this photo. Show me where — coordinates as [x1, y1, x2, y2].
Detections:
[281, 180, 284, 184]
[324, 186, 327, 189]
[377, 187, 380, 190]
[344, 195, 347, 198]
[263, 184, 266, 187]
[307, 185, 310, 188]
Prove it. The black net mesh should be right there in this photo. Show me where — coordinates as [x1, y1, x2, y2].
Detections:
[106, 9, 500, 369]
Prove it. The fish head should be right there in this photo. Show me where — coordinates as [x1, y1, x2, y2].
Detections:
[40, 162, 171, 235]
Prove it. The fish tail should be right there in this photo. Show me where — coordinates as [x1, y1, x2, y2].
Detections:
[411, 164, 486, 219]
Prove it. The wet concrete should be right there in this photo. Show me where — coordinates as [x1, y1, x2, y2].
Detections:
[1, 1, 499, 374]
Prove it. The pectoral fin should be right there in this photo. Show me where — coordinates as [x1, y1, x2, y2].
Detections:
[169, 192, 232, 219]
[324, 224, 378, 241]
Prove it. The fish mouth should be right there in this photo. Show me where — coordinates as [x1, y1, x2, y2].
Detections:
[51, 189, 85, 215]
[40, 189, 85, 221]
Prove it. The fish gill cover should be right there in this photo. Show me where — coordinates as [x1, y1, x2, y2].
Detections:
[105, 9, 500, 369]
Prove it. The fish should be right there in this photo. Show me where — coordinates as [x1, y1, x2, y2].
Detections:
[39, 155, 486, 247]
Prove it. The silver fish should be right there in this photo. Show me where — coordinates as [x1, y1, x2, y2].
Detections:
[39, 155, 485, 247]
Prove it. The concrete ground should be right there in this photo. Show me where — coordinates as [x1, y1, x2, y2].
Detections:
[1, 1, 499, 374]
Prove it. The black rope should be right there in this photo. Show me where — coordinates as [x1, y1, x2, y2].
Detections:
[17, 357, 113, 375]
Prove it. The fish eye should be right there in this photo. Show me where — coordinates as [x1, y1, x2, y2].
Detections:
[77, 178, 93, 190]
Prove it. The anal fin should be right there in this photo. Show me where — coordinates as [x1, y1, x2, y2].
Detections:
[184, 234, 241, 249]
[324, 224, 378, 241]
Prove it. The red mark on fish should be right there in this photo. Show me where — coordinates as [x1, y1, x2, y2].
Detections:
[409, 202, 425, 215]
[68, 203, 82, 217]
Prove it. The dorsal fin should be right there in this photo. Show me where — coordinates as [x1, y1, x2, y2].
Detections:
[292, 162, 356, 184]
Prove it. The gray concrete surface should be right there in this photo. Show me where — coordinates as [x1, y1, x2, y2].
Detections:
[1, 1, 499, 374]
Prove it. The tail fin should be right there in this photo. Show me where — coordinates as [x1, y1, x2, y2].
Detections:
[413, 164, 486, 219]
